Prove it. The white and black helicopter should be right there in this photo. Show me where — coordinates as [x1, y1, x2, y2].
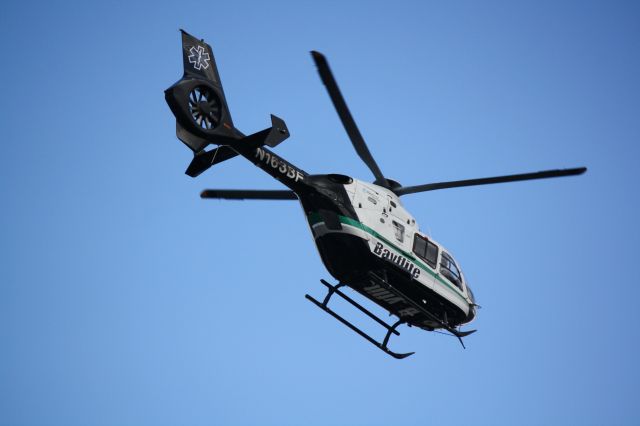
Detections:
[165, 30, 586, 358]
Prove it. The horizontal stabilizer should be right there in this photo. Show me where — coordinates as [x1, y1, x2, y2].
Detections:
[240, 114, 290, 150]
[265, 115, 289, 147]
[183, 114, 291, 178]
[185, 146, 239, 177]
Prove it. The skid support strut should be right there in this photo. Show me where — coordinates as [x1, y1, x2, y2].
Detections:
[305, 279, 415, 359]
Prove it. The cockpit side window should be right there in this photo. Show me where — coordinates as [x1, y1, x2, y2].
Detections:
[413, 234, 438, 269]
[440, 252, 463, 291]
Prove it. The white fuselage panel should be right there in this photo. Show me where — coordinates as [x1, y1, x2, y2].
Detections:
[314, 179, 474, 319]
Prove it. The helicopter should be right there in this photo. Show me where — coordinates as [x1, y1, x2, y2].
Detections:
[164, 30, 586, 359]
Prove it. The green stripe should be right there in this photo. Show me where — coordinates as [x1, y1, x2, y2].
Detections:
[307, 212, 468, 304]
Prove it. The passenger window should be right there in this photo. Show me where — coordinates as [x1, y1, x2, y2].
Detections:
[413, 235, 426, 257]
[413, 234, 438, 269]
[426, 241, 438, 266]
[440, 252, 462, 290]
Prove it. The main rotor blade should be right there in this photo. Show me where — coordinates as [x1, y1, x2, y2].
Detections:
[311, 51, 388, 187]
[395, 167, 587, 196]
[200, 190, 297, 200]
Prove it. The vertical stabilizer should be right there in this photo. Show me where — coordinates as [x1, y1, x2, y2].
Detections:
[165, 30, 239, 152]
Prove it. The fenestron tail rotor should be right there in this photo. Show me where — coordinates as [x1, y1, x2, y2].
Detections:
[188, 86, 222, 130]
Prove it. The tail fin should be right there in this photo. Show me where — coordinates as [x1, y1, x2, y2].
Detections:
[165, 30, 291, 178]
[165, 30, 240, 153]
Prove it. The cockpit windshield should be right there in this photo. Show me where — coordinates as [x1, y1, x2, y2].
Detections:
[440, 252, 463, 291]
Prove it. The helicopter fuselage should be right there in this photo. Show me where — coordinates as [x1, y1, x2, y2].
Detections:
[165, 30, 588, 355]
[244, 145, 476, 330]
[300, 175, 476, 329]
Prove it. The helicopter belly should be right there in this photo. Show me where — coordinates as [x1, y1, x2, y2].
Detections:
[308, 212, 471, 322]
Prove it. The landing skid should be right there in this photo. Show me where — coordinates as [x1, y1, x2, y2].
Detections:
[305, 279, 415, 359]
[306, 273, 477, 358]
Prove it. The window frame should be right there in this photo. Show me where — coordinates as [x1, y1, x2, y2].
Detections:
[439, 251, 463, 291]
[412, 234, 438, 269]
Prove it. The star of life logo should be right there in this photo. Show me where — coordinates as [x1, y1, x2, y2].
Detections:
[188, 45, 210, 70]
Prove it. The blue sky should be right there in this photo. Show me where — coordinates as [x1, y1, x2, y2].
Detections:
[1, 1, 639, 425]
